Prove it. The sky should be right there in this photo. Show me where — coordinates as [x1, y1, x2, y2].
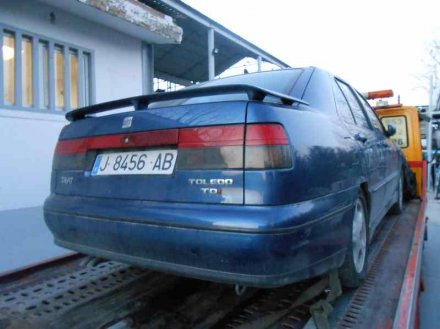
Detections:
[183, 0, 440, 106]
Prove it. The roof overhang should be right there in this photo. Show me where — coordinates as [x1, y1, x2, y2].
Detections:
[37, 0, 183, 44]
[159, 0, 289, 68]
[143, 0, 290, 83]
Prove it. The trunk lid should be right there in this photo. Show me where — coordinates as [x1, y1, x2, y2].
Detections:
[54, 102, 247, 204]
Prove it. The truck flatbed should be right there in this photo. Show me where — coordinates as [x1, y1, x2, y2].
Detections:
[0, 196, 426, 329]
[328, 199, 425, 329]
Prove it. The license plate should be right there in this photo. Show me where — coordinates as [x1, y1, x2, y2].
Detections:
[91, 150, 177, 176]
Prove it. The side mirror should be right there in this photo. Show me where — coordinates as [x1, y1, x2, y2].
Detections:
[385, 124, 396, 137]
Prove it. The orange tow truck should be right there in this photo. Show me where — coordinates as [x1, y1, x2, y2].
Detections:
[364, 89, 424, 198]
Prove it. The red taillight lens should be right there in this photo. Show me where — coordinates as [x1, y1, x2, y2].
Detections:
[178, 125, 244, 148]
[55, 129, 178, 155]
[245, 124, 292, 169]
[53, 141, 91, 170]
[176, 123, 292, 170]
[245, 124, 289, 146]
[53, 129, 178, 170]
[53, 124, 292, 171]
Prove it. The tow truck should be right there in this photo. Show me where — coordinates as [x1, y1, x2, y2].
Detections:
[0, 90, 428, 329]
[368, 89, 424, 198]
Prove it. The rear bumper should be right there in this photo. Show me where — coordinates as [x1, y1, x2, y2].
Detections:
[44, 192, 355, 287]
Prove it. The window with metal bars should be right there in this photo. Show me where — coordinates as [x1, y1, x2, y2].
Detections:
[0, 24, 94, 113]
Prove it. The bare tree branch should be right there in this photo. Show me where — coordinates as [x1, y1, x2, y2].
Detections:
[419, 39, 440, 91]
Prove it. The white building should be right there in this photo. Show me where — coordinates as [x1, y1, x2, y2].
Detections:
[0, 0, 288, 272]
[0, 0, 182, 271]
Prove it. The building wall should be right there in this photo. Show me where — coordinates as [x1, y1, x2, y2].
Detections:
[0, 0, 144, 211]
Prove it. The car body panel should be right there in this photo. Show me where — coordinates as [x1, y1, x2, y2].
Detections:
[55, 102, 248, 204]
[330, 76, 402, 235]
[245, 102, 361, 205]
[44, 186, 356, 287]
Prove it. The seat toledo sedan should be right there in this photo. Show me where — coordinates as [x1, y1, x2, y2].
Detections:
[44, 67, 403, 288]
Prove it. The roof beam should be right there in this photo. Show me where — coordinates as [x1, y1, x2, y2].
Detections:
[158, 0, 290, 69]
[208, 28, 215, 80]
[38, 0, 183, 44]
[155, 71, 193, 86]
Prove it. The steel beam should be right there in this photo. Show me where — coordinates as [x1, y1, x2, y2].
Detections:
[157, 0, 290, 69]
[155, 71, 193, 87]
[208, 29, 215, 80]
[427, 76, 434, 189]
[142, 43, 154, 94]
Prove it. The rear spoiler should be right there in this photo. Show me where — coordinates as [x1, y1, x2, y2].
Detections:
[66, 84, 309, 122]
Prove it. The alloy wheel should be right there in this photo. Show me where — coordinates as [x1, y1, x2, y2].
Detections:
[352, 198, 367, 273]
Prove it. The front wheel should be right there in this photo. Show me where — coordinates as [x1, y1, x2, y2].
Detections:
[340, 193, 369, 288]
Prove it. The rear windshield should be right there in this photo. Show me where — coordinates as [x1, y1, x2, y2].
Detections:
[148, 69, 303, 109]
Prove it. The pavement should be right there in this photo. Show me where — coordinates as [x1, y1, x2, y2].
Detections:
[420, 192, 440, 328]
[0, 206, 69, 274]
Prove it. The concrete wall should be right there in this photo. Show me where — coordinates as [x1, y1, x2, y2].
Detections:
[0, 111, 64, 210]
[0, 0, 144, 211]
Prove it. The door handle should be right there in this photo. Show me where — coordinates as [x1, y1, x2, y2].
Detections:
[354, 133, 368, 143]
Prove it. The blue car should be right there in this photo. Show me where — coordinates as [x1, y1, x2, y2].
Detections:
[44, 67, 403, 288]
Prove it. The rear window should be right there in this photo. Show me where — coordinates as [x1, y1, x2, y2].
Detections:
[149, 69, 303, 109]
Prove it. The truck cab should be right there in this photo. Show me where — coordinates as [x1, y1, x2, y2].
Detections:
[376, 105, 423, 197]
[364, 90, 424, 197]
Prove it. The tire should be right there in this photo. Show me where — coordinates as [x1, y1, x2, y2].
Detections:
[390, 173, 404, 215]
[340, 193, 369, 288]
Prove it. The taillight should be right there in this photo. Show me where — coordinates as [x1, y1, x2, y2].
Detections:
[245, 124, 292, 169]
[53, 124, 292, 171]
[176, 123, 292, 170]
[53, 143, 91, 171]
[52, 151, 95, 171]
[176, 125, 244, 170]
[53, 129, 178, 170]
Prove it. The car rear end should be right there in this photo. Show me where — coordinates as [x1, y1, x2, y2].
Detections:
[44, 69, 351, 287]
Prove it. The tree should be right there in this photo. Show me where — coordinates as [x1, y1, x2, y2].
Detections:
[416, 39, 440, 98]
[427, 39, 440, 91]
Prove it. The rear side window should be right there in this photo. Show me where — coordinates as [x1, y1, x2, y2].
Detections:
[333, 81, 356, 125]
[357, 93, 385, 133]
[336, 81, 370, 129]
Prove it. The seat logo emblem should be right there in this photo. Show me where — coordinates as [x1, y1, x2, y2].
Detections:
[122, 116, 133, 129]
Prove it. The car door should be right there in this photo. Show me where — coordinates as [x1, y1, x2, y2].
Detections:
[356, 93, 400, 210]
[335, 80, 387, 233]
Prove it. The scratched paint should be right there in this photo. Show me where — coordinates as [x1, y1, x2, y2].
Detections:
[77, 0, 183, 43]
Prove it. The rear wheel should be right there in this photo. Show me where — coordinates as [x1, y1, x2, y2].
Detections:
[340, 193, 369, 288]
[390, 173, 404, 215]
